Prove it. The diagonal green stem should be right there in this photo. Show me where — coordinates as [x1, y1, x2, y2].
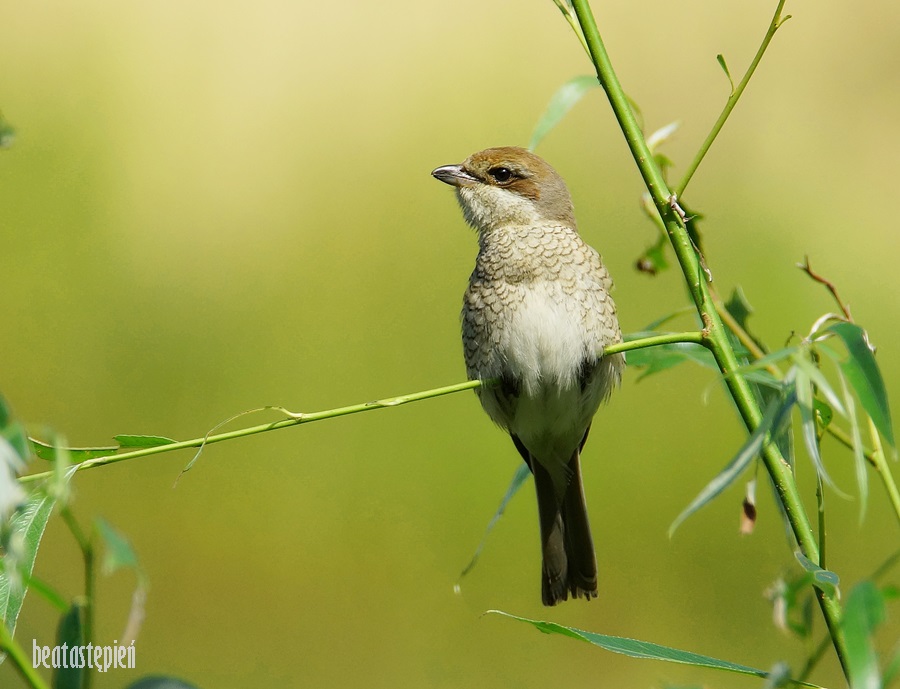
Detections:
[0, 622, 51, 689]
[569, 0, 849, 679]
[674, 0, 790, 196]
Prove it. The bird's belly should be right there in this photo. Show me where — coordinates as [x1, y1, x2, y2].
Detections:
[512, 385, 589, 466]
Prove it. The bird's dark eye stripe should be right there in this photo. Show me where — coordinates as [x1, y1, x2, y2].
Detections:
[488, 166, 514, 183]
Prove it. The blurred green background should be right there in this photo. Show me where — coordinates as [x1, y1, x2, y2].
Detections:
[2, 1, 898, 687]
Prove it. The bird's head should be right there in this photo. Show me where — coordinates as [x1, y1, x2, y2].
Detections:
[432, 146, 576, 233]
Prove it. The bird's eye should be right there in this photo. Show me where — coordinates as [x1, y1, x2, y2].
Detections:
[488, 166, 514, 183]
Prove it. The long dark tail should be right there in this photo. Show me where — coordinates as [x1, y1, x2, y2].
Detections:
[512, 434, 598, 606]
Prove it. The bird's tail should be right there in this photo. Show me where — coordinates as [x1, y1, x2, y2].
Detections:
[532, 450, 598, 606]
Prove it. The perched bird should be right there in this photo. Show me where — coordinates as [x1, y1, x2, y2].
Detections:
[432, 147, 624, 605]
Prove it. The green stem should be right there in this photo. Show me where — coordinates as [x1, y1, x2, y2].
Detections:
[866, 417, 900, 529]
[613, 330, 707, 353]
[0, 623, 51, 689]
[60, 508, 94, 689]
[19, 333, 704, 486]
[569, 0, 849, 678]
[828, 422, 900, 527]
[816, 476, 826, 570]
[674, 0, 790, 197]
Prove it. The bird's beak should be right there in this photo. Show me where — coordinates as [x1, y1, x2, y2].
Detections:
[431, 164, 478, 187]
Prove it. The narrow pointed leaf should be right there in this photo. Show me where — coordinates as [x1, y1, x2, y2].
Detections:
[794, 366, 843, 494]
[646, 121, 680, 152]
[114, 435, 177, 449]
[488, 611, 822, 686]
[826, 322, 894, 447]
[30, 438, 117, 462]
[791, 351, 846, 417]
[95, 517, 140, 575]
[716, 54, 735, 92]
[529, 75, 598, 151]
[459, 464, 530, 580]
[832, 366, 869, 520]
[670, 390, 795, 536]
[0, 491, 56, 635]
[728, 346, 799, 378]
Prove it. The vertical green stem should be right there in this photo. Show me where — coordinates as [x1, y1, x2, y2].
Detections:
[816, 476, 827, 570]
[60, 507, 94, 689]
[568, 0, 849, 678]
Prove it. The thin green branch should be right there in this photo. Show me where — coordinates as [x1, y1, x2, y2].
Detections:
[0, 622, 51, 689]
[18, 333, 705, 485]
[612, 330, 707, 353]
[826, 420, 900, 527]
[569, 0, 849, 677]
[674, 0, 791, 197]
[867, 417, 900, 529]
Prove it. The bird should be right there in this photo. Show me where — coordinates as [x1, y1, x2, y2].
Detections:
[432, 146, 624, 605]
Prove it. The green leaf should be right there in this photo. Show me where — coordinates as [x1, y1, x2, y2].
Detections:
[794, 552, 840, 598]
[670, 390, 795, 536]
[728, 346, 798, 377]
[724, 286, 753, 331]
[0, 490, 56, 635]
[724, 286, 768, 355]
[30, 434, 176, 461]
[95, 517, 139, 575]
[487, 611, 822, 686]
[528, 75, 598, 151]
[458, 464, 530, 582]
[842, 581, 885, 689]
[831, 364, 869, 520]
[825, 322, 895, 448]
[793, 366, 844, 494]
[54, 602, 85, 689]
[30, 438, 117, 462]
[114, 435, 177, 449]
[716, 54, 735, 92]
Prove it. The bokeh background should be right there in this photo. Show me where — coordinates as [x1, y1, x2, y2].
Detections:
[2, 1, 898, 687]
